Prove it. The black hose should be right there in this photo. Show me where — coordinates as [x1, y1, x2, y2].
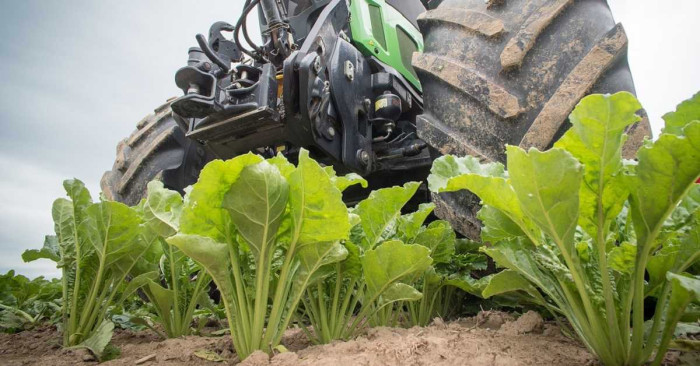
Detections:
[234, 0, 263, 60]
[195, 33, 231, 73]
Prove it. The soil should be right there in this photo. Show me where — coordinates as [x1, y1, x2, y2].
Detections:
[0, 311, 694, 365]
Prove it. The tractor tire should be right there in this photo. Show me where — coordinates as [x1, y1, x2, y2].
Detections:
[101, 101, 211, 206]
[413, 0, 651, 238]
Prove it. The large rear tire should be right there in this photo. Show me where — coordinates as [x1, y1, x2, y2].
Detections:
[101, 102, 211, 206]
[413, 0, 650, 237]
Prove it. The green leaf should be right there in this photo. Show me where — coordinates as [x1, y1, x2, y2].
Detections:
[662, 91, 700, 136]
[296, 241, 348, 283]
[477, 205, 527, 243]
[288, 149, 350, 247]
[354, 182, 420, 249]
[223, 161, 288, 260]
[145, 279, 175, 331]
[412, 220, 455, 263]
[482, 269, 541, 300]
[396, 202, 435, 242]
[630, 122, 700, 247]
[117, 271, 159, 305]
[379, 283, 422, 305]
[166, 234, 234, 303]
[444, 275, 489, 297]
[429, 155, 523, 222]
[180, 153, 264, 242]
[74, 320, 114, 360]
[142, 180, 183, 237]
[554, 92, 640, 238]
[647, 220, 700, 297]
[608, 242, 637, 275]
[362, 240, 432, 301]
[268, 153, 296, 179]
[22, 235, 60, 263]
[341, 241, 362, 279]
[81, 201, 148, 267]
[654, 273, 700, 365]
[324, 165, 368, 192]
[506, 146, 583, 249]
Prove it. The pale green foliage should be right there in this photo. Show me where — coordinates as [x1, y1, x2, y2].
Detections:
[128, 181, 212, 338]
[0, 269, 62, 332]
[300, 182, 435, 343]
[428, 92, 700, 366]
[23, 179, 157, 359]
[168, 149, 356, 360]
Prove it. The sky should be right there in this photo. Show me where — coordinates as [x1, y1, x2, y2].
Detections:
[0, 0, 698, 278]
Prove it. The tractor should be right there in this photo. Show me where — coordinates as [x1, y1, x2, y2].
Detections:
[101, 0, 650, 238]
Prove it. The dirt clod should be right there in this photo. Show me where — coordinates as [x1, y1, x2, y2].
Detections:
[499, 311, 544, 336]
[475, 310, 515, 330]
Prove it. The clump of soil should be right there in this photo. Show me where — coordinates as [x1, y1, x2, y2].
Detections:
[0, 312, 596, 365]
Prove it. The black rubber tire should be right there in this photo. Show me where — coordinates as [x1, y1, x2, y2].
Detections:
[101, 102, 211, 206]
[413, 0, 650, 238]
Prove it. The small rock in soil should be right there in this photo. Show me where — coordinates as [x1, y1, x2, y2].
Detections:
[499, 311, 544, 336]
[475, 310, 515, 330]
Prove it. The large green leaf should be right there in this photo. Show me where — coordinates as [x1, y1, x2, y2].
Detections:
[180, 153, 264, 242]
[506, 146, 583, 249]
[362, 240, 432, 301]
[354, 182, 420, 249]
[81, 201, 147, 268]
[223, 161, 288, 260]
[288, 150, 349, 247]
[630, 122, 700, 247]
[555, 92, 640, 238]
[142, 180, 183, 237]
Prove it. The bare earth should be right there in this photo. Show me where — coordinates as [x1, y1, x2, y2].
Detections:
[0, 311, 599, 365]
[0, 311, 639, 365]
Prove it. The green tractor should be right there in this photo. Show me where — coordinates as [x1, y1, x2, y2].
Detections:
[101, 0, 649, 238]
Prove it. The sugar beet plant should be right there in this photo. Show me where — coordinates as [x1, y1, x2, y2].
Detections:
[299, 183, 435, 343]
[23, 179, 156, 357]
[429, 92, 700, 366]
[167, 149, 365, 359]
[127, 181, 213, 338]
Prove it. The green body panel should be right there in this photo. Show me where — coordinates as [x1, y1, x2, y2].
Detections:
[349, 0, 424, 91]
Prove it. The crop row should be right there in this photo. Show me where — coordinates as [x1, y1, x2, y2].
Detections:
[3, 91, 699, 365]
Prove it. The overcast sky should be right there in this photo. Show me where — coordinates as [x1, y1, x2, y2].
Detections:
[1, 0, 698, 278]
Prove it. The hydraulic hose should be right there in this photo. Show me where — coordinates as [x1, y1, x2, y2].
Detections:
[234, 0, 263, 60]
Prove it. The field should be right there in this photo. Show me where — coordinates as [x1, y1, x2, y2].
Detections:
[2, 311, 603, 366]
[1, 92, 699, 365]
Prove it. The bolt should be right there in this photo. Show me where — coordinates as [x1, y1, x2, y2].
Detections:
[313, 56, 322, 74]
[327, 127, 336, 137]
[358, 150, 370, 166]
